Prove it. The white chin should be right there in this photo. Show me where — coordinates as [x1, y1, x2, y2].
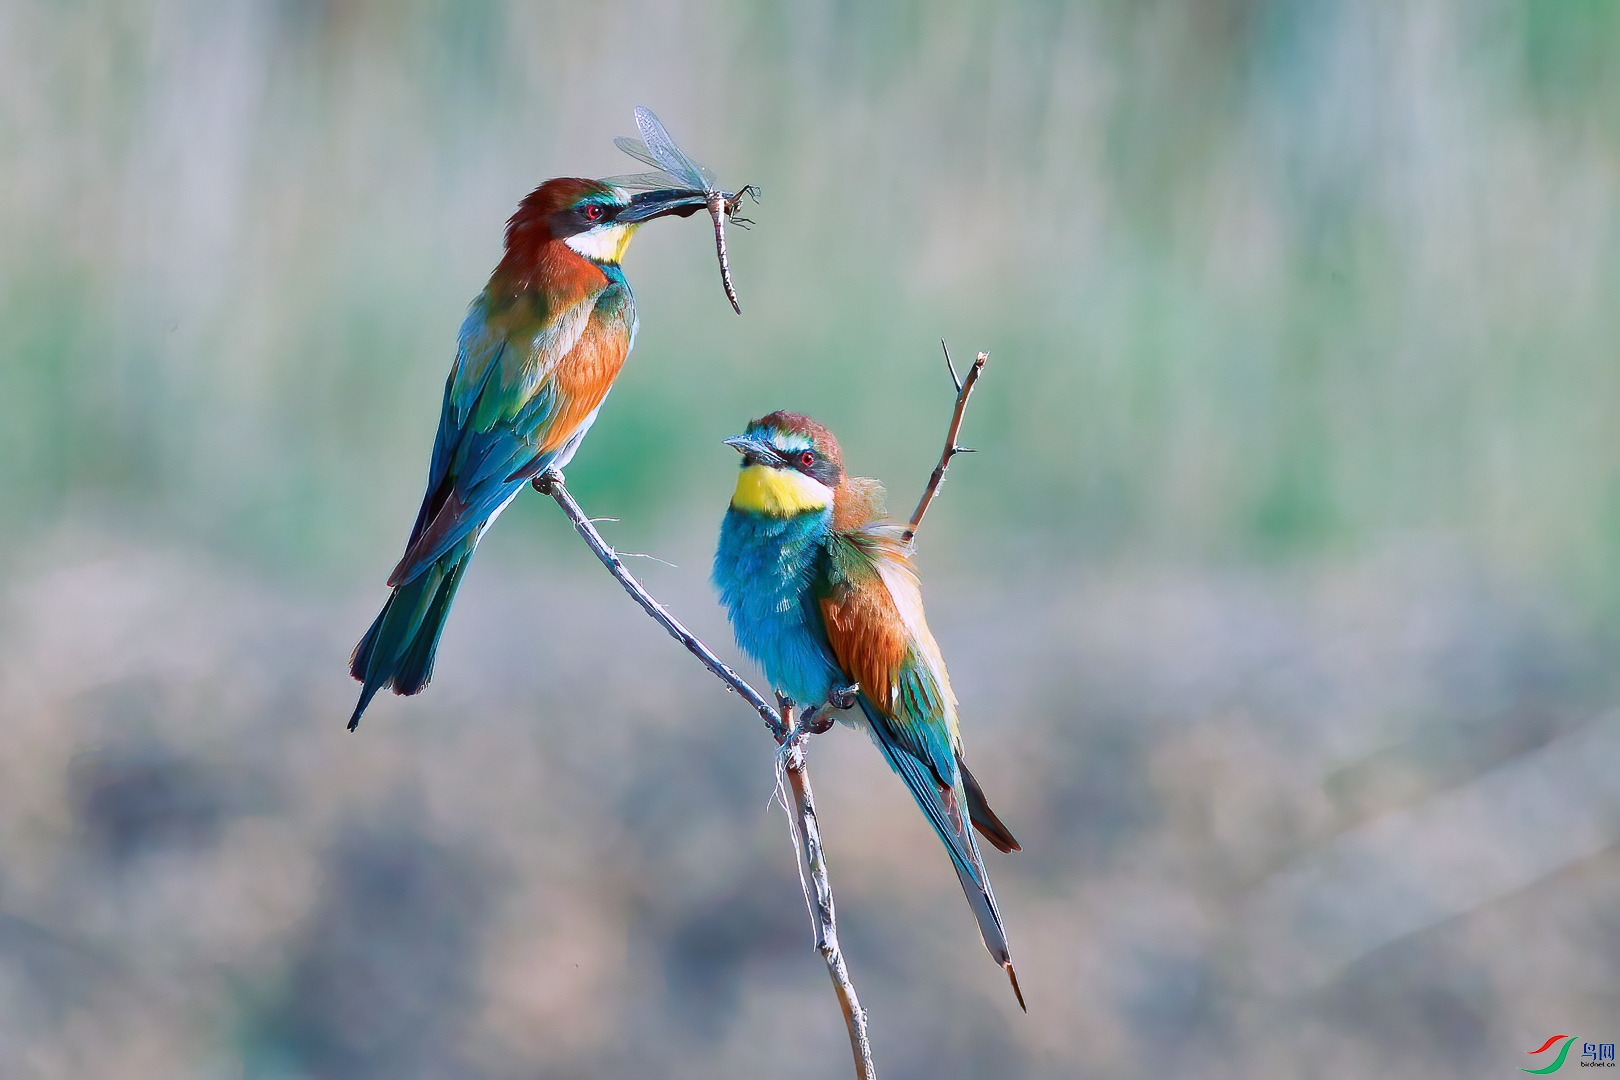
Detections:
[564, 227, 626, 262]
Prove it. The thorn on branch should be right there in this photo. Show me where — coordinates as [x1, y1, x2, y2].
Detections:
[943, 340, 963, 393]
[904, 347, 990, 545]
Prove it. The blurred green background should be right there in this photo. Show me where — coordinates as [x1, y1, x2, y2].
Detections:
[3, 2, 1620, 1078]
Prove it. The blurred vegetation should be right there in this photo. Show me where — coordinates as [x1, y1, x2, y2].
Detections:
[3, 0, 1619, 601]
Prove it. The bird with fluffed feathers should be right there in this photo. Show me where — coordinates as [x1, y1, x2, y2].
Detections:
[348, 177, 711, 730]
[712, 411, 1026, 1010]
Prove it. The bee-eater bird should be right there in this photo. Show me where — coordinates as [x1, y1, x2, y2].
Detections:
[711, 412, 1026, 1009]
[348, 178, 710, 730]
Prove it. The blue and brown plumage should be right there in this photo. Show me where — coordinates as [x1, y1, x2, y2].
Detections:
[712, 411, 1025, 1009]
[348, 178, 710, 729]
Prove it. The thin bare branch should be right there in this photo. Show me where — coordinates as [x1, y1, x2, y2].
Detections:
[903, 347, 989, 544]
[777, 696, 877, 1080]
[534, 472, 785, 740]
[539, 472, 877, 1075]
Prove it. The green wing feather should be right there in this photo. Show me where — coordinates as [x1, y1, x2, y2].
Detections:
[818, 524, 1023, 1005]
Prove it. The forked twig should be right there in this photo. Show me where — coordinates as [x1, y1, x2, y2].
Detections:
[533, 346, 988, 1078]
[903, 345, 988, 544]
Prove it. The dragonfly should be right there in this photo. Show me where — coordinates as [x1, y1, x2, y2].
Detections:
[610, 106, 758, 314]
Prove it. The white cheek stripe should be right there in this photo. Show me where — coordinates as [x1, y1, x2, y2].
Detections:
[564, 225, 630, 262]
[780, 470, 835, 506]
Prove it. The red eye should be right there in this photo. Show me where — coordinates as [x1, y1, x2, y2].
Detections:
[799, 451, 815, 468]
[584, 204, 604, 222]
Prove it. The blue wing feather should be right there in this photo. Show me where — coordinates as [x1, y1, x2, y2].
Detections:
[390, 307, 565, 586]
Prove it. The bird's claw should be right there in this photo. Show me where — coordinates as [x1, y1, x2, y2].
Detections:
[791, 683, 858, 736]
[798, 705, 836, 735]
[531, 469, 564, 495]
[774, 684, 856, 749]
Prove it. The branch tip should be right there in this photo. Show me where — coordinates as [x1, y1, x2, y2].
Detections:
[904, 345, 991, 544]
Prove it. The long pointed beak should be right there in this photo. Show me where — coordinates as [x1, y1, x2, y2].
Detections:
[724, 434, 787, 467]
[619, 187, 709, 224]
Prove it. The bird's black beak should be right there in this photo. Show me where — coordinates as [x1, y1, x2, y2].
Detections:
[618, 188, 709, 224]
[724, 434, 787, 467]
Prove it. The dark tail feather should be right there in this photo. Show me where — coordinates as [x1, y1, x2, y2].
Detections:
[961, 759, 1021, 853]
[390, 552, 470, 696]
[861, 700, 1023, 1009]
[348, 541, 475, 731]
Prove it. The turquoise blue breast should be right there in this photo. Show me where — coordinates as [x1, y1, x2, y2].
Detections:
[712, 507, 842, 706]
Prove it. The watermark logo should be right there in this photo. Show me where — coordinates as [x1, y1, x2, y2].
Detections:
[1522, 1036, 1617, 1073]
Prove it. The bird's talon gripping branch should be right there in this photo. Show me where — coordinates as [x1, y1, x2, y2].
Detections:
[775, 691, 804, 746]
[530, 469, 564, 496]
[828, 682, 860, 711]
[798, 706, 837, 736]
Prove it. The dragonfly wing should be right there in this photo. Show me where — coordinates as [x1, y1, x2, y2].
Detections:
[632, 106, 709, 191]
[613, 135, 666, 172]
[599, 169, 682, 191]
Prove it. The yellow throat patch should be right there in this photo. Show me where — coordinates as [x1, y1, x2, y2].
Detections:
[730, 465, 833, 516]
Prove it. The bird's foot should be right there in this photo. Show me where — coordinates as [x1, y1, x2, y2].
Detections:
[531, 469, 565, 495]
[798, 705, 836, 736]
[793, 683, 858, 736]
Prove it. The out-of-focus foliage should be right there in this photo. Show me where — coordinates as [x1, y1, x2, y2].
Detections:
[2, 2, 1619, 1078]
[5, 0, 1620, 585]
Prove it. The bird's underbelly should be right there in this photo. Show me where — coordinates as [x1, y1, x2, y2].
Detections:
[743, 603, 839, 706]
[546, 402, 605, 472]
[713, 510, 841, 706]
[534, 325, 631, 456]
